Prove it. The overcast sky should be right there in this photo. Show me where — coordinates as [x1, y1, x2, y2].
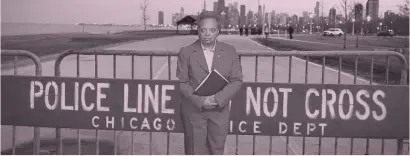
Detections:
[1, 0, 404, 25]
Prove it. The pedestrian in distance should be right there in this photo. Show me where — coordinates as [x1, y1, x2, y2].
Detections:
[245, 27, 249, 36]
[288, 26, 294, 39]
[239, 27, 243, 36]
[176, 11, 243, 155]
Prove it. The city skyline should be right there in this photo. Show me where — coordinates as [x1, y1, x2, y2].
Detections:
[2, 0, 404, 25]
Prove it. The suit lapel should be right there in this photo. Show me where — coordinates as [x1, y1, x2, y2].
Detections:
[192, 40, 210, 73]
[211, 41, 223, 71]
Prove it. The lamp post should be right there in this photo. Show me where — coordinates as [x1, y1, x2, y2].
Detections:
[309, 13, 314, 34]
[366, 16, 371, 35]
[352, 19, 355, 35]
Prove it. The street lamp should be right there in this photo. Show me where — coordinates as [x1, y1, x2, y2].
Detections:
[352, 19, 355, 35]
[309, 13, 314, 34]
[366, 16, 371, 35]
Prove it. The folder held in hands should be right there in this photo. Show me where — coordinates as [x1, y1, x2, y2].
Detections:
[193, 69, 229, 96]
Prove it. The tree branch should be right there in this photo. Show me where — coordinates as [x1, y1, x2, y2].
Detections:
[140, 0, 150, 30]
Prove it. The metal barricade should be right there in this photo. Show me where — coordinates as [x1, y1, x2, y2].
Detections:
[54, 49, 177, 155]
[52, 49, 408, 155]
[237, 50, 408, 155]
[1, 50, 42, 155]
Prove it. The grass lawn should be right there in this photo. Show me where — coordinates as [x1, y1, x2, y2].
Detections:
[253, 37, 409, 85]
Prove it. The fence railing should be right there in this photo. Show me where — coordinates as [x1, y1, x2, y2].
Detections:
[1, 49, 409, 155]
[1, 50, 42, 155]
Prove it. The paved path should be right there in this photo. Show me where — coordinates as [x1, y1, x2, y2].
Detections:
[1, 35, 402, 155]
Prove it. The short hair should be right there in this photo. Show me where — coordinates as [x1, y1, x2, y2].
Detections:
[197, 11, 221, 29]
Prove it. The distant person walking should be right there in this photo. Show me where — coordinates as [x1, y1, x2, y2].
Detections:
[258, 27, 262, 35]
[239, 27, 243, 36]
[288, 26, 294, 39]
[245, 27, 249, 36]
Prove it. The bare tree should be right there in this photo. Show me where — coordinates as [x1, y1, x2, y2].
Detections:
[321, 0, 326, 32]
[398, 0, 409, 17]
[140, 0, 150, 31]
[335, 0, 354, 49]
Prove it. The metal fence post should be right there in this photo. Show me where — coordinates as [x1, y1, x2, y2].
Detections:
[1, 50, 43, 155]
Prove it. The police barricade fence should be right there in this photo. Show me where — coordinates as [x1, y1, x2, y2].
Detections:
[1, 49, 409, 155]
[1, 50, 42, 155]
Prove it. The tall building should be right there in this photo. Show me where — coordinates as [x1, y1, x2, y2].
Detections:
[366, 0, 379, 20]
[292, 15, 298, 26]
[265, 13, 269, 25]
[224, 6, 230, 28]
[336, 14, 344, 23]
[279, 13, 287, 25]
[329, 7, 336, 26]
[203, 1, 206, 12]
[240, 5, 246, 26]
[229, 3, 240, 27]
[366, 1, 369, 17]
[354, 3, 364, 22]
[234, 2, 239, 10]
[275, 14, 281, 25]
[303, 11, 309, 25]
[217, 0, 225, 14]
[314, 1, 320, 17]
[213, 2, 218, 12]
[158, 11, 164, 25]
[247, 11, 254, 26]
[180, 7, 185, 19]
[270, 10, 276, 25]
[172, 13, 180, 26]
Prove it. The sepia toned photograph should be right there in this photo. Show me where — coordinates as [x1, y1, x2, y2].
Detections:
[1, 0, 409, 155]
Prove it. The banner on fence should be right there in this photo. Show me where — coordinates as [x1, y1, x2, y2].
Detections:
[2, 75, 408, 138]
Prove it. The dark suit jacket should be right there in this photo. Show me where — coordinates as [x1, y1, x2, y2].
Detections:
[176, 39, 243, 116]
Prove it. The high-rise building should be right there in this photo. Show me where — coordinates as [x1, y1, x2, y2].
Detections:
[247, 11, 254, 26]
[240, 5, 246, 27]
[265, 13, 269, 25]
[270, 10, 276, 25]
[303, 11, 309, 25]
[366, 1, 369, 17]
[172, 13, 180, 26]
[158, 11, 164, 25]
[354, 3, 364, 22]
[292, 15, 298, 26]
[314, 1, 320, 17]
[329, 7, 336, 26]
[180, 7, 185, 19]
[275, 14, 281, 25]
[213, 2, 218, 12]
[229, 3, 240, 27]
[366, 0, 379, 20]
[203, 1, 206, 12]
[336, 14, 344, 24]
[218, 0, 225, 14]
[234, 2, 239, 10]
[279, 13, 287, 25]
[224, 6, 230, 28]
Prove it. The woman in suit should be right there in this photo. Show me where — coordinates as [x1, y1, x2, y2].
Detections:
[176, 11, 243, 155]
